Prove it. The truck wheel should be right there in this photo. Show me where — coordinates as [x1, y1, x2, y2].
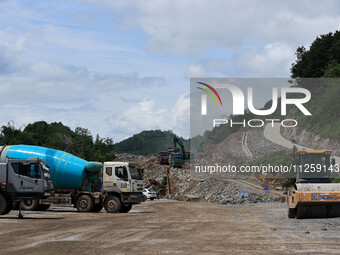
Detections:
[119, 204, 132, 213]
[92, 203, 103, 212]
[4, 195, 13, 215]
[76, 195, 94, 212]
[104, 195, 122, 213]
[288, 208, 296, 218]
[21, 200, 39, 211]
[0, 193, 9, 215]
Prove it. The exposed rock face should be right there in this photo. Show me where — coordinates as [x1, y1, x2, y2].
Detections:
[281, 127, 340, 156]
[247, 128, 289, 157]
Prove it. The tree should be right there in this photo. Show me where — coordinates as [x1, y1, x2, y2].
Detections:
[0, 121, 115, 161]
[323, 61, 340, 78]
[291, 31, 340, 78]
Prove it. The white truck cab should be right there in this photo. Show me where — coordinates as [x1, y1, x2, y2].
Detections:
[102, 162, 144, 213]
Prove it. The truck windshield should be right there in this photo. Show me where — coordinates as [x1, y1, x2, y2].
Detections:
[129, 166, 143, 180]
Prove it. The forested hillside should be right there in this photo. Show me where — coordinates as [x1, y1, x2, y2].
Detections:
[289, 31, 340, 139]
[114, 130, 189, 156]
[0, 121, 115, 162]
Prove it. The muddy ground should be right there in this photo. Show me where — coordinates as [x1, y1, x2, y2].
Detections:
[0, 200, 339, 255]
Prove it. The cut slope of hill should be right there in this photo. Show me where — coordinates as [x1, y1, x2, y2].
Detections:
[114, 130, 189, 156]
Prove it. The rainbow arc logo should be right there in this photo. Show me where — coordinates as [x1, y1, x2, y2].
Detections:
[196, 82, 222, 106]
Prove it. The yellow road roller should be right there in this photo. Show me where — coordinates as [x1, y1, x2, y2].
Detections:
[287, 150, 340, 218]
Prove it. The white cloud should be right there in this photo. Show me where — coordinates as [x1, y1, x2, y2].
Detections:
[82, 0, 340, 55]
[232, 42, 295, 77]
[0, 60, 168, 103]
[41, 25, 140, 53]
[79, 0, 340, 78]
[109, 92, 190, 140]
[185, 65, 207, 78]
[186, 42, 294, 77]
[0, 46, 23, 74]
[0, 54, 174, 141]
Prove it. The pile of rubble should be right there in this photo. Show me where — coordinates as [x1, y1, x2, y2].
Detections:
[115, 152, 166, 184]
[191, 132, 250, 168]
[114, 128, 287, 204]
[114, 153, 149, 164]
[170, 168, 281, 204]
[247, 128, 289, 157]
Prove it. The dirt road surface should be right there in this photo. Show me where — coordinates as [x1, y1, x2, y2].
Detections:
[0, 200, 340, 255]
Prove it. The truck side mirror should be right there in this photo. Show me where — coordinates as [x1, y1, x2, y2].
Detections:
[331, 158, 336, 165]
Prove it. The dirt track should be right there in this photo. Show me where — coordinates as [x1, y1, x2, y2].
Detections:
[0, 200, 340, 255]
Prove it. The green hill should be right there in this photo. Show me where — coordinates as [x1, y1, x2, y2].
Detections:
[289, 31, 340, 139]
[0, 121, 115, 162]
[114, 130, 189, 156]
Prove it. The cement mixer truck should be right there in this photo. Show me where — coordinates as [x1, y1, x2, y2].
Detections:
[0, 145, 144, 213]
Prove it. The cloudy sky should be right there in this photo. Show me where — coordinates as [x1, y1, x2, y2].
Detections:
[0, 0, 340, 142]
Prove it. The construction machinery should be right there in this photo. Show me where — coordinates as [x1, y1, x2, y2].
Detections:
[169, 153, 184, 168]
[0, 145, 144, 213]
[158, 151, 170, 165]
[0, 158, 54, 216]
[173, 136, 190, 159]
[287, 150, 340, 218]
